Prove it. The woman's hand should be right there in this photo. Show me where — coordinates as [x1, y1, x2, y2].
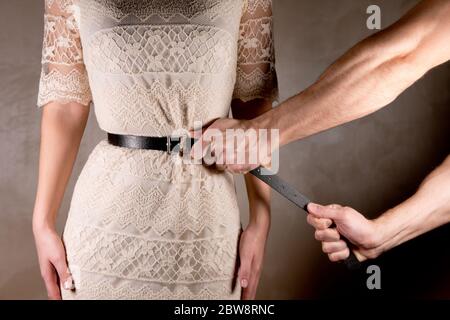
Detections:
[33, 226, 74, 300]
[238, 221, 270, 300]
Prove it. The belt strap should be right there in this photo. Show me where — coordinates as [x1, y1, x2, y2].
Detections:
[250, 167, 310, 210]
[107, 133, 195, 154]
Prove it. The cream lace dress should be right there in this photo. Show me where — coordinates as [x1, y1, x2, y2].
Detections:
[37, 0, 277, 300]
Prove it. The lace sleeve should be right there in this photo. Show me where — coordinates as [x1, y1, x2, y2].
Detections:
[232, 0, 278, 103]
[37, 0, 92, 107]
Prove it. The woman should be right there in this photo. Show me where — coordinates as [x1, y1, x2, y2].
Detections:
[33, 0, 278, 299]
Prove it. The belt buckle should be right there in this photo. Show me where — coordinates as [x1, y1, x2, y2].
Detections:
[167, 136, 183, 156]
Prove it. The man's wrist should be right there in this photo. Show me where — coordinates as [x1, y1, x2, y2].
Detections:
[369, 213, 397, 252]
[252, 112, 273, 133]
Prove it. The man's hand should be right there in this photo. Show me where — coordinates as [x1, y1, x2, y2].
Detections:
[190, 118, 273, 174]
[306, 203, 383, 262]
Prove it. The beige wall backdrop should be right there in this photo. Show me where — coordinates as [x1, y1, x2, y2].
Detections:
[1, 0, 450, 299]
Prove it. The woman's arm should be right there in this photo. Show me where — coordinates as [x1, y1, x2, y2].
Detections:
[307, 155, 450, 262]
[33, 102, 89, 299]
[232, 99, 272, 300]
[35, 0, 92, 299]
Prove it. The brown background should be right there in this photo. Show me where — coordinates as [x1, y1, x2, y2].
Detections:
[1, 0, 449, 299]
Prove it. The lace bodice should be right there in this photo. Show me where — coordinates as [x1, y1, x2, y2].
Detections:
[38, 0, 278, 136]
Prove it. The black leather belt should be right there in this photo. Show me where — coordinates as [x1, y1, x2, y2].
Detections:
[107, 132, 361, 270]
[108, 133, 195, 155]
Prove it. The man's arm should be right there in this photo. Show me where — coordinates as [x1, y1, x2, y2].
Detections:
[193, 0, 450, 172]
[257, 0, 450, 147]
[307, 155, 450, 261]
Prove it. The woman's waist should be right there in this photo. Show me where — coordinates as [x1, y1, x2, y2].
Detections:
[83, 140, 233, 184]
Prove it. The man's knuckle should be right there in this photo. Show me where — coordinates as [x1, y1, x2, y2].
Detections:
[314, 230, 322, 240]
[306, 215, 312, 224]
[342, 207, 353, 217]
[343, 248, 350, 259]
[320, 221, 329, 229]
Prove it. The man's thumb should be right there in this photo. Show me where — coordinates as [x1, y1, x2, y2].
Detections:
[307, 203, 342, 220]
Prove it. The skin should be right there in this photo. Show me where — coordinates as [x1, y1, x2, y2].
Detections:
[33, 102, 89, 299]
[194, 0, 450, 261]
[232, 99, 272, 300]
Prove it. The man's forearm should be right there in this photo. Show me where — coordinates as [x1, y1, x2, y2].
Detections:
[372, 156, 450, 254]
[255, 0, 450, 147]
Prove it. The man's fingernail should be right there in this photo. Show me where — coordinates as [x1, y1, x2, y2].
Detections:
[241, 279, 248, 288]
[63, 276, 75, 290]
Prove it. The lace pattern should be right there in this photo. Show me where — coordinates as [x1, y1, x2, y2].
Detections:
[92, 78, 233, 136]
[38, 68, 92, 106]
[68, 141, 240, 236]
[86, 25, 234, 74]
[238, 17, 274, 66]
[64, 224, 240, 284]
[46, 0, 75, 13]
[233, 0, 278, 102]
[243, 0, 272, 16]
[42, 14, 83, 65]
[71, 180, 239, 236]
[38, 0, 92, 107]
[62, 139, 242, 299]
[234, 67, 277, 103]
[81, 0, 237, 23]
[62, 272, 240, 300]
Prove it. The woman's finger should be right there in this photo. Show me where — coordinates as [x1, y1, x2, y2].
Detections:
[52, 253, 74, 291]
[244, 261, 261, 300]
[238, 254, 252, 291]
[314, 228, 340, 241]
[306, 214, 333, 230]
[41, 261, 61, 300]
[322, 240, 347, 254]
